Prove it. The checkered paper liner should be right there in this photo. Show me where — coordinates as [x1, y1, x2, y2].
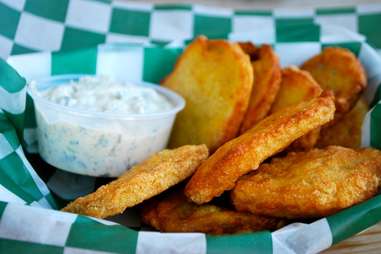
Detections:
[1, 0, 381, 58]
[1, 23, 381, 254]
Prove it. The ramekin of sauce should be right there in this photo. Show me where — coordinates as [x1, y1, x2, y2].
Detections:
[28, 75, 185, 177]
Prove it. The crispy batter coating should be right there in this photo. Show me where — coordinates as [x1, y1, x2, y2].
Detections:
[271, 66, 323, 150]
[185, 95, 335, 204]
[162, 36, 253, 151]
[232, 146, 381, 219]
[301, 47, 366, 115]
[291, 130, 320, 151]
[141, 192, 285, 234]
[270, 67, 322, 112]
[63, 145, 209, 218]
[317, 98, 368, 148]
[239, 43, 281, 133]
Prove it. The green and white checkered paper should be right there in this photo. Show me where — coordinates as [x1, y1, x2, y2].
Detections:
[1, 0, 381, 57]
[1, 1, 381, 254]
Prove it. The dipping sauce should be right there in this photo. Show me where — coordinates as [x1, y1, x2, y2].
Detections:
[41, 76, 173, 114]
[29, 75, 184, 177]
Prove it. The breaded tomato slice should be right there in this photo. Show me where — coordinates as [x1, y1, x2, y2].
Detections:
[270, 66, 323, 150]
[63, 145, 208, 218]
[301, 47, 366, 115]
[232, 146, 381, 219]
[317, 98, 368, 148]
[142, 191, 285, 234]
[185, 95, 335, 204]
[162, 36, 253, 151]
[239, 43, 281, 133]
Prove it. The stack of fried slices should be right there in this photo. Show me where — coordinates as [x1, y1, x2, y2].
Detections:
[63, 36, 381, 235]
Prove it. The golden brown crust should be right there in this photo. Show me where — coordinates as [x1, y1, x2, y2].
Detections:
[62, 145, 209, 218]
[232, 146, 381, 219]
[301, 47, 366, 115]
[185, 95, 336, 204]
[141, 192, 286, 234]
[291, 128, 321, 150]
[270, 67, 322, 113]
[317, 98, 368, 148]
[239, 43, 281, 133]
[270, 66, 323, 150]
[162, 36, 253, 151]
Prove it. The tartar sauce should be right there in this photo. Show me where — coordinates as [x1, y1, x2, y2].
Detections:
[31, 75, 182, 177]
[40, 76, 173, 114]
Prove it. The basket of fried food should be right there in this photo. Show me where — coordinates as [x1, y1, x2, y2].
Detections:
[63, 36, 381, 236]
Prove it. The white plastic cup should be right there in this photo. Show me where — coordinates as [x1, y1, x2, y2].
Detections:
[28, 74, 185, 177]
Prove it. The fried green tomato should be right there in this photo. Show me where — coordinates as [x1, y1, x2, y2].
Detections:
[239, 42, 281, 133]
[63, 145, 208, 218]
[142, 192, 285, 234]
[301, 47, 366, 116]
[317, 98, 368, 148]
[185, 95, 335, 204]
[270, 66, 323, 150]
[232, 146, 381, 219]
